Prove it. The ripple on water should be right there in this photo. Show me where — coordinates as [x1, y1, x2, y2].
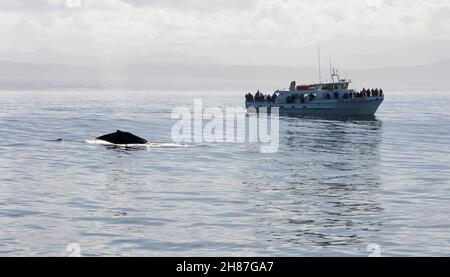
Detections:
[0, 91, 449, 256]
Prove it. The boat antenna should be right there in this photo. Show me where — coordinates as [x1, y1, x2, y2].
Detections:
[317, 41, 322, 83]
[329, 51, 333, 82]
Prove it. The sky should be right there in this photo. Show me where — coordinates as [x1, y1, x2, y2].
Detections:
[0, 0, 450, 68]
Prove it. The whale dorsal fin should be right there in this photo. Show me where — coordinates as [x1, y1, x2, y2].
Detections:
[96, 130, 148, 145]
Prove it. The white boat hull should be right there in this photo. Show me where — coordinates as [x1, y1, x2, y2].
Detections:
[246, 97, 384, 116]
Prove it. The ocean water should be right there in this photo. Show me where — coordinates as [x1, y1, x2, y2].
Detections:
[0, 90, 449, 257]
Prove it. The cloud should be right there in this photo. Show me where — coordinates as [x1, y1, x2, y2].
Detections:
[120, 0, 257, 11]
[428, 6, 450, 31]
[0, 0, 72, 11]
[0, 0, 449, 66]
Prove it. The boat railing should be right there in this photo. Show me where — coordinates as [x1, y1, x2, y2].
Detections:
[338, 96, 384, 103]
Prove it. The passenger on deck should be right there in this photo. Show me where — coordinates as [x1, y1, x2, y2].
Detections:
[343, 93, 348, 99]
[245, 93, 254, 102]
[333, 91, 339, 99]
[272, 93, 278, 103]
[349, 92, 353, 99]
[255, 90, 261, 102]
[326, 93, 331, 100]
[380, 89, 384, 96]
[266, 95, 272, 103]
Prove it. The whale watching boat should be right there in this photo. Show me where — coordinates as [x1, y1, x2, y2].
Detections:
[245, 68, 384, 116]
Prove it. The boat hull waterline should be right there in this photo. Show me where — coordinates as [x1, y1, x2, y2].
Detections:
[247, 97, 383, 116]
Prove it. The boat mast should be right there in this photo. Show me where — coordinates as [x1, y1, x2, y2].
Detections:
[330, 52, 333, 83]
[317, 41, 322, 84]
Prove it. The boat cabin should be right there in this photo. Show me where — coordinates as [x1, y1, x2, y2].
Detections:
[318, 81, 350, 91]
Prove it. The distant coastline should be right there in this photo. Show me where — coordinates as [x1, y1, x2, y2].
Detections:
[1, 59, 449, 92]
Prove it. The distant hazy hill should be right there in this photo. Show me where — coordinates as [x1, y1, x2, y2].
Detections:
[1, 59, 449, 91]
[349, 61, 450, 90]
[297, 37, 450, 70]
[0, 61, 102, 89]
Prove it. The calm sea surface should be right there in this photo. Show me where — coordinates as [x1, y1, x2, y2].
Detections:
[0, 90, 449, 256]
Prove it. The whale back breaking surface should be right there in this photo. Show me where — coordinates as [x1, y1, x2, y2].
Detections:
[96, 130, 148, 145]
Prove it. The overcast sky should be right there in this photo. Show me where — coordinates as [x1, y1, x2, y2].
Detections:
[1, 0, 449, 67]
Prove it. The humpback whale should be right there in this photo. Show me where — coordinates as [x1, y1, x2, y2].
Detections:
[96, 130, 148, 145]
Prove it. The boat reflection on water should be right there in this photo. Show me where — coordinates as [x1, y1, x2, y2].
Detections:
[243, 114, 384, 255]
[281, 113, 378, 121]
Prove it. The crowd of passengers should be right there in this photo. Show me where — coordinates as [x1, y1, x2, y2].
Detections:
[343, 88, 384, 99]
[245, 88, 383, 103]
[245, 90, 278, 103]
